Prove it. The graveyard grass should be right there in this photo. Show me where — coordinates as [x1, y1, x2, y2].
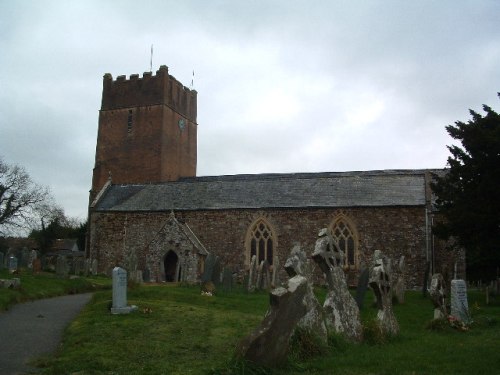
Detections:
[0, 269, 111, 311]
[32, 283, 500, 375]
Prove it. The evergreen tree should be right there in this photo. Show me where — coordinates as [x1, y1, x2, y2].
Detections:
[431, 94, 500, 281]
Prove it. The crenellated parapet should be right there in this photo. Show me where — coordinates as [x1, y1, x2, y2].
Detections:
[101, 65, 197, 123]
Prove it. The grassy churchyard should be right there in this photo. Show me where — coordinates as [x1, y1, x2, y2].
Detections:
[10, 277, 500, 374]
[1, 271, 499, 374]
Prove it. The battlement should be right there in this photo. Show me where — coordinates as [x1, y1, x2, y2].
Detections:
[101, 65, 197, 123]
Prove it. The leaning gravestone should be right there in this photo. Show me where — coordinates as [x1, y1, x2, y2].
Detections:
[450, 279, 469, 322]
[312, 230, 362, 342]
[111, 267, 138, 314]
[8, 256, 18, 274]
[236, 275, 309, 367]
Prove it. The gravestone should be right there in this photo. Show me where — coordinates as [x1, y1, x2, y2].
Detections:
[247, 255, 257, 292]
[111, 267, 138, 314]
[312, 230, 362, 342]
[56, 256, 69, 278]
[8, 256, 18, 274]
[271, 255, 280, 288]
[255, 261, 264, 290]
[28, 250, 38, 270]
[201, 253, 217, 283]
[355, 267, 369, 309]
[369, 250, 399, 336]
[0, 252, 4, 270]
[222, 267, 233, 292]
[19, 248, 30, 268]
[450, 279, 469, 322]
[236, 275, 309, 367]
[129, 270, 143, 284]
[429, 273, 447, 319]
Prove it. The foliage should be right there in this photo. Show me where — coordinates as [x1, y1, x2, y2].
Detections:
[0, 158, 52, 235]
[431, 94, 500, 281]
[29, 216, 87, 255]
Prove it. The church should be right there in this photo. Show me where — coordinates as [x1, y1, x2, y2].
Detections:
[87, 65, 464, 288]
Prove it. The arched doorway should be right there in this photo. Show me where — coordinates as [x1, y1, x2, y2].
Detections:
[163, 250, 179, 282]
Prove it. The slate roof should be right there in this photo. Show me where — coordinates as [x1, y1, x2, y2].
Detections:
[94, 169, 435, 212]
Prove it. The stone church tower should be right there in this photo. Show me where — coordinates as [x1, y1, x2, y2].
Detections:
[91, 65, 197, 198]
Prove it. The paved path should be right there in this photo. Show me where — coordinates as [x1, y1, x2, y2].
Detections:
[0, 293, 93, 375]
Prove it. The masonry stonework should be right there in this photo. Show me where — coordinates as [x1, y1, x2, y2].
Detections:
[89, 206, 434, 288]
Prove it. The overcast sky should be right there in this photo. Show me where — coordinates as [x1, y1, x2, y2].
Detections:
[0, 0, 499, 223]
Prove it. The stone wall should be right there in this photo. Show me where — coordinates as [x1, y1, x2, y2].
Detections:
[89, 206, 461, 289]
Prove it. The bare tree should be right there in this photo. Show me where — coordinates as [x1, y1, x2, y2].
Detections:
[0, 158, 52, 235]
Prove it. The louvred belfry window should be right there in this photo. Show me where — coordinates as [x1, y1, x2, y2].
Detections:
[249, 220, 274, 265]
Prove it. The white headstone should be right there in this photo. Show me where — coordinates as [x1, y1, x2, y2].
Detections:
[450, 279, 469, 322]
[111, 267, 138, 314]
[8, 256, 18, 273]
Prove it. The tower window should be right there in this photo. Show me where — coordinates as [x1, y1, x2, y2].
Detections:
[127, 110, 133, 132]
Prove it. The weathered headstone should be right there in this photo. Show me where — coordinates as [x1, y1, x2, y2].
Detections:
[8, 256, 18, 274]
[129, 270, 143, 284]
[271, 255, 280, 288]
[355, 267, 370, 309]
[247, 255, 257, 292]
[312, 229, 362, 342]
[74, 259, 83, 276]
[0, 252, 4, 270]
[222, 267, 233, 292]
[56, 256, 69, 278]
[255, 261, 264, 290]
[450, 279, 469, 322]
[28, 250, 38, 270]
[201, 253, 217, 283]
[111, 267, 138, 314]
[429, 273, 447, 319]
[236, 275, 309, 367]
[369, 250, 399, 336]
[285, 244, 327, 342]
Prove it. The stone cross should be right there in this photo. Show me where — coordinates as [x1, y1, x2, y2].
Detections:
[312, 231, 362, 342]
[429, 273, 447, 319]
[111, 267, 138, 314]
[369, 250, 399, 335]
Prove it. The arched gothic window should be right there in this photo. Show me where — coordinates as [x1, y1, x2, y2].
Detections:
[248, 219, 275, 265]
[330, 216, 358, 268]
